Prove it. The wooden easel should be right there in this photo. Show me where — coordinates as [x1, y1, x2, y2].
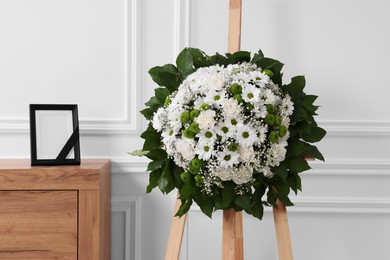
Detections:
[165, 1, 294, 259]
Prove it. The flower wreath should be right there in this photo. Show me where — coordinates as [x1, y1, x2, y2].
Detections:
[134, 48, 325, 219]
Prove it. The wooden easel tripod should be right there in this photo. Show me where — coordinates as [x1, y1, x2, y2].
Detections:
[165, 1, 294, 259]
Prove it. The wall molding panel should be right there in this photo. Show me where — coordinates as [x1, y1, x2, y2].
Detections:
[112, 196, 140, 260]
[0, 0, 143, 136]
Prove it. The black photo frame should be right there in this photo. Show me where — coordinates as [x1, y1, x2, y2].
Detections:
[29, 104, 81, 166]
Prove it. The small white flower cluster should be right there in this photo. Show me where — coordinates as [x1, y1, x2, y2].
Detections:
[152, 63, 294, 194]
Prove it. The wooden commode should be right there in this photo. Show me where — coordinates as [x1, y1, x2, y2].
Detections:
[0, 159, 111, 260]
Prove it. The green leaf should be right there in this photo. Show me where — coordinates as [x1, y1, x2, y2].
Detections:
[194, 194, 214, 218]
[250, 203, 264, 220]
[250, 49, 264, 64]
[304, 143, 325, 161]
[145, 96, 161, 107]
[146, 169, 162, 193]
[140, 108, 154, 120]
[267, 189, 278, 207]
[148, 64, 181, 93]
[158, 161, 175, 194]
[175, 199, 192, 217]
[234, 195, 252, 210]
[288, 172, 302, 194]
[277, 193, 294, 206]
[187, 48, 210, 68]
[129, 150, 149, 157]
[283, 76, 306, 100]
[271, 161, 288, 180]
[154, 87, 170, 104]
[286, 139, 308, 157]
[145, 149, 167, 161]
[147, 159, 165, 171]
[302, 126, 326, 143]
[176, 48, 195, 79]
[288, 156, 311, 174]
[226, 51, 251, 64]
[221, 182, 236, 208]
[180, 182, 199, 200]
[142, 131, 161, 151]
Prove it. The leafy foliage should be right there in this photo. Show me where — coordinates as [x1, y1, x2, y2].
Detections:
[132, 48, 326, 220]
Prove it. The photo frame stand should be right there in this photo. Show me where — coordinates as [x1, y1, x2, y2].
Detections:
[164, 191, 293, 260]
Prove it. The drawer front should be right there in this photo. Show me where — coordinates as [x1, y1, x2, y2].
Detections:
[0, 191, 78, 259]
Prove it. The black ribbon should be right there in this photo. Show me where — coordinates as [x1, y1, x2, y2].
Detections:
[56, 126, 79, 161]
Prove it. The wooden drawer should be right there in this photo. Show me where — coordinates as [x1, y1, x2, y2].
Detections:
[0, 191, 78, 259]
[0, 159, 111, 260]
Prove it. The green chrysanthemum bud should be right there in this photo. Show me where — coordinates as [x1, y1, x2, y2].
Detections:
[190, 122, 200, 133]
[190, 109, 200, 120]
[164, 96, 171, 107]
[279, 125, 288, 137]
[200, 103, 210, 110]
[228, 143, 238, 152]
[264, 114, 275, 125]
[205, 131, 213, 138]
[234, 94, 244, 103]
[269, 131, 279, 143]
[263, 69, 274, 77]
[224, 154, 232, 161]
[189, 164, 199, 175]
[231, 119, 238, 125]
[230, 83, 242, 94]
[180, 111, 190, 123]
[191, 158, 204, 169]
[183, 128, 195, 138]
[274, 115, 281, 126]
[180, 172, 191, 183]
[195, 175, 203, 184]
[266, 104, 275, 114]
[221, 126, 229, 134]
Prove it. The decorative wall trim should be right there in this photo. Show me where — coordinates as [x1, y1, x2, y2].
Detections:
[318, 120, 390, 136]
[173, 0, 191, 57]
[0, 0, 143, 135]
[112, 196, 140, 260]
[188, 196, 390, 215]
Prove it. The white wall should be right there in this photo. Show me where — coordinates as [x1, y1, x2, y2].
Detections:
[1, 0, 390, 259]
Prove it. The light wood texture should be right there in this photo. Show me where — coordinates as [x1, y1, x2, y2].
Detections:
[0, 159, 111, 260]
[228, 0, 242, 53]
[0, 191, 77, 259]
[223, 1, 244, 259]
[164, 193, 187, 260]
[222, 209, 244, 260]
[273, 199, 294, 260]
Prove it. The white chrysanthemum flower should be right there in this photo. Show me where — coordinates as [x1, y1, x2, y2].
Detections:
[236, 124, 258, 147]
[195, 109, 216, 129]
[171, 85, 192, 105]
[167, 107, 183, 132]
[253, 103, 267, 118]
[257, 125, 268, 144]
[260, 89, 276, 104]
[232, 71, 251, 84]
[206, 74, 225, 91]
[238, 146, 256, 163]
[267, 141, 288, 167]
[215, 121, 235, 141]
[216, 167, 233, 181]
[242, 84, 261, 103]
[161, 128, 177, 144]
[217, 150, 239, 168]
[221, 98, 242, 119]
[249, 70, 269, 87]
[195, 140, 215, 161]
[232, 165, 253, 185]
[152, 107, 166, 132]
[280, 96, 294, 116]
[262, 166, 275, 178]
[204, 90, 226, 106]
[175, 138, 195, 161]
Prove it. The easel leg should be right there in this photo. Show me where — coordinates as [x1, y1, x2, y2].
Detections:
[222, 209, 244, 260]
[273, 199, 293, 260]
[165, 193, 187, 260]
